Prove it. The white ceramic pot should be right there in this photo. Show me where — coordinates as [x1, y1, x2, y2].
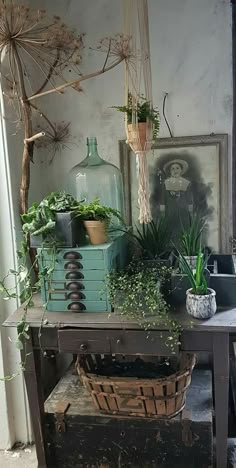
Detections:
[186, 288, 216, 320]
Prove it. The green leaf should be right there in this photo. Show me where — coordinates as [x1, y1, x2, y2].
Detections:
[15, 340, 24, 350]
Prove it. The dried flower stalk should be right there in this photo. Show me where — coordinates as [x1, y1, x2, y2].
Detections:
[0, 1, 131, 214]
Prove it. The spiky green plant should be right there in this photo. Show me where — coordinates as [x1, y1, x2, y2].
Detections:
[124, 217, 172, 260]
[178, 247, 209, 295]
[179, 213, 205, 257]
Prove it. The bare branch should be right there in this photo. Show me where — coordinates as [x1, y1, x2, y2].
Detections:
[27, 57, 124, 102]
[24, 132, 45, 144]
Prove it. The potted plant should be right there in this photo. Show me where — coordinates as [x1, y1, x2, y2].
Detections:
[178, 213, 205, 270]
[122, 216, 173, 267]
[106, 263, 180, 352]
[74, 198, 123, 245]
[22, 191, 85, 248]
[178, 248, 216, 319]
[112, 92, 160, 150]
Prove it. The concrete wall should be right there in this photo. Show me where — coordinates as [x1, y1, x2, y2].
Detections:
[27, 0, 232, 201]
[0, 0, 232, 447]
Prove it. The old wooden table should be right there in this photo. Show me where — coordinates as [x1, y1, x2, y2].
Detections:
[3, 295, 236, 468]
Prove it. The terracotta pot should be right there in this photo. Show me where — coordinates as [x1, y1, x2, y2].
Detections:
[84, 220, 108, 245]
[186, 288, 216, 320]
[127, 122, 148, 152]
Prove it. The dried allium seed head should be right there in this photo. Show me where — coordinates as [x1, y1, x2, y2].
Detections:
[0, 1, 83, 107]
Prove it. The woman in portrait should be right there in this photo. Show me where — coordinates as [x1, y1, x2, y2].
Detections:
[159, 159, 193, 234]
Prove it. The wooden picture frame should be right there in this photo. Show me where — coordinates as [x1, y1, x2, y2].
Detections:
[119, 134, 231, 253]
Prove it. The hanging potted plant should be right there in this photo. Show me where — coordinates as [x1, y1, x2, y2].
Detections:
[178, 213, 205, 270]
[178, 248, 216, 319]
[22, 192, 85, 248]
[112, 92, 160, 151]
[74, 198, 123, 245]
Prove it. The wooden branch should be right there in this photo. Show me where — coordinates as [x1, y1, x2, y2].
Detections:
[27, 57, 124, 102]
[13, 45, 33, 214]
[24, 132, 45, 144]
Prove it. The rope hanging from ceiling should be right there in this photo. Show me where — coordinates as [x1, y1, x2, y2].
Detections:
[123, 0, 153, 224]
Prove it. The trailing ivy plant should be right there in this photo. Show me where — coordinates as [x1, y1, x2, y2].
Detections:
[0, 236, 58, 379]
[22, 191, 79, 238]
[106, 263, 181, 354]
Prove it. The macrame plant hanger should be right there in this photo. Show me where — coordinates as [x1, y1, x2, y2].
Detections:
[123, 0, 153, 224]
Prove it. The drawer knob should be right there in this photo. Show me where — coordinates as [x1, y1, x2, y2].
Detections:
[63, 251, 82, 260]
[80, 343, 87, 351]
[67, 292, 82, 300]
[66, 272, 84, 280]
[65, 261, 83, 270]
[66, 282, 83, 291]
[68, 302, 86, 311]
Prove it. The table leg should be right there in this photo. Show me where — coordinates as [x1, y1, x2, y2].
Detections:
[213, 332, 229, 468]
[22, 330, 47, 468]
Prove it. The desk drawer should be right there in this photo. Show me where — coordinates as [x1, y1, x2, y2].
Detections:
[58, 330, 111, 353]
[58, 330, 177, 355]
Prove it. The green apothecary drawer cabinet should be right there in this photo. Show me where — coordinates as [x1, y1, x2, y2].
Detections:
[38, 233, 127, 313]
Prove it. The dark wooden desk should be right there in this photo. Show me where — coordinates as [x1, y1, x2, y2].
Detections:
[3, 295, 236, 468]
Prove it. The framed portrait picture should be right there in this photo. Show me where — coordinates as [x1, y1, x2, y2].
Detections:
[119, 134, 232, 253]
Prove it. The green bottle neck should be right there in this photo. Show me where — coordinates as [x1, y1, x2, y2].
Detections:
[86, 138, 102, 165]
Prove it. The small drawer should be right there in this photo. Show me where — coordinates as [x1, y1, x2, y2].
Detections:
[58, 330, 111, 353]
[40, 248, 104, 262]
[46, 300, 108, 312]
[48, 270, 106, 281]
[43, 259, 105, 271]
[48, 290, 106, 301]
[46, 280, 105, 292]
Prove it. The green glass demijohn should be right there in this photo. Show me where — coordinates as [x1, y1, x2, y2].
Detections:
[67, 137, 125, 225]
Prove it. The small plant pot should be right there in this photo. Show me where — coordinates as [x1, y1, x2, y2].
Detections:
[183, 256, 197, 270]
[30, 212, 86, 248]
[84, 220, 108, 245]
[186, 288, 216, 320]
[127, 122, 149, 152]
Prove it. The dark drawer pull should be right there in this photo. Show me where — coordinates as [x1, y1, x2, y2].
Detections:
[68, 302, 86, 311]
[66, 282, 84, 291]
[80, 343, 87, 351]
[66, 272, 84, 280]
[64, 261, 83, 270]
[67, 291, 85, 300]
[63, 251, 82, 260]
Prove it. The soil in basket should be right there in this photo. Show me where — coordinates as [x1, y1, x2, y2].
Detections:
[94, 358, 176, 379]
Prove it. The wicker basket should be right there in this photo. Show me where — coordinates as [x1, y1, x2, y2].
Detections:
[77, 353, 196, 419]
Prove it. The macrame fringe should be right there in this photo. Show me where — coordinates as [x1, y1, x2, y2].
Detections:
[136, 151, 152, 223]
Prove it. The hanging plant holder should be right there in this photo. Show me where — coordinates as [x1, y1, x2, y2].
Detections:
[123, 0, 158, 224]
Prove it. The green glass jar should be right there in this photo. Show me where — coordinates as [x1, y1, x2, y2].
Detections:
[67, 137, 125, 225]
